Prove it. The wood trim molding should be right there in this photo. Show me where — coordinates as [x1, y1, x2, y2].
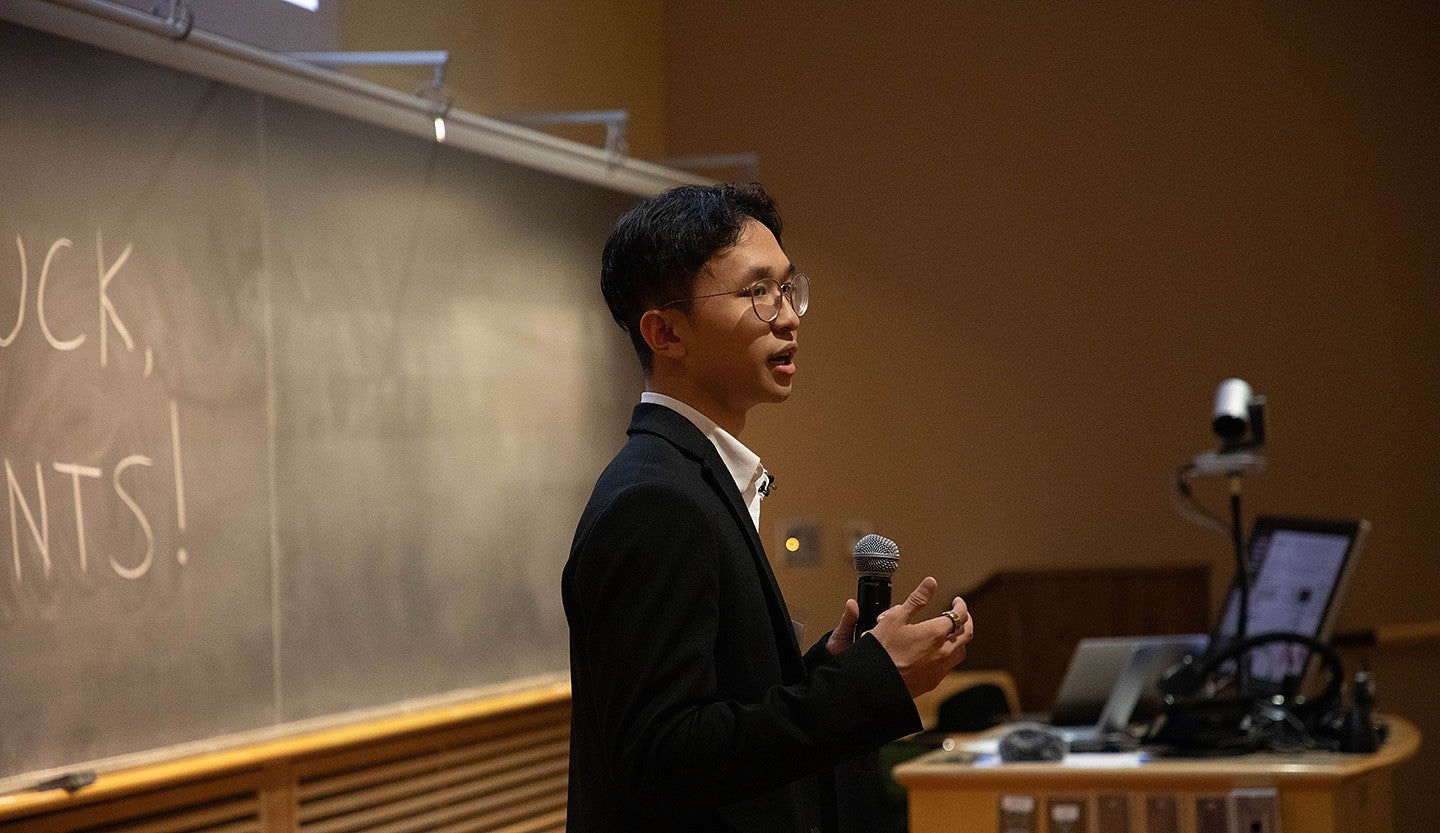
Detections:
[0, 682, 571, 830]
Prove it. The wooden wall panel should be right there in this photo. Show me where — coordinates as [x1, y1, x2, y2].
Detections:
[959, 566, 1211, 712]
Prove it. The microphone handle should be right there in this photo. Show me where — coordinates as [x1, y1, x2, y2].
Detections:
[856, 575, 892, 635]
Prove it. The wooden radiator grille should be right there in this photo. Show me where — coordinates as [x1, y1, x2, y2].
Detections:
[295, 714, 569, 833]
[83, 796, 262, 833]
[1, 776, 263, 833]
[0, 686, 573, 833]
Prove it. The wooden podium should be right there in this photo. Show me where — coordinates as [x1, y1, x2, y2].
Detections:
[894, 717, 1418, 833]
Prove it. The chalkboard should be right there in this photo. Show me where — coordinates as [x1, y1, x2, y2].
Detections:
[0, 20, 642, 784]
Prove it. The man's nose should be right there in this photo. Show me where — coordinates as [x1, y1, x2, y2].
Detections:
[772, 295, 800, 331]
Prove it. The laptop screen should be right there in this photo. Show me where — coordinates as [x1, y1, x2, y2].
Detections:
[1050, 634, 1208, 731]
[1212, 516, 1368, 689]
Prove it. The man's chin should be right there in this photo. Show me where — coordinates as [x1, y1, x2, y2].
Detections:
[764, 383, 794, 403]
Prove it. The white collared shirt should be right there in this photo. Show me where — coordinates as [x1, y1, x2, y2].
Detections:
[641, 392, 769, 532]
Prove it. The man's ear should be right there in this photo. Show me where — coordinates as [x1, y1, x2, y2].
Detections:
[638, 309, 687, 361]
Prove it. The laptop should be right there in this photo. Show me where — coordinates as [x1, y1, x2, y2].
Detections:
[1050, 634, 1210, 749]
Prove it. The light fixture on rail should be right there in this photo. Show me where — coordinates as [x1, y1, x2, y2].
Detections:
[287, 50, 452, 143]
[505, 110, 630, 162]
[146, 0, 194, 38]
[416, 77, 453, 143]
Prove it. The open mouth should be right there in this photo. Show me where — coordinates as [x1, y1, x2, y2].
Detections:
[768, 348, 797, 369]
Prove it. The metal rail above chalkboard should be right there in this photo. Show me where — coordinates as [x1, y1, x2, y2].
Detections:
[1, 0, 702, 197]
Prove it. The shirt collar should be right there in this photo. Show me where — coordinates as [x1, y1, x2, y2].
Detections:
[640, 391, 765, 501]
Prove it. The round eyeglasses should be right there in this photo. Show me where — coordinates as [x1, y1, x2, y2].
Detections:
[658, 274, 809, 323]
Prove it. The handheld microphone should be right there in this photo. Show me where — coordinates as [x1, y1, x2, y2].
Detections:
[852, 533, 899, 636]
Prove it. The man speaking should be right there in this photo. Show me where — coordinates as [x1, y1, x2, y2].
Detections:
[562, 183, 974, 832]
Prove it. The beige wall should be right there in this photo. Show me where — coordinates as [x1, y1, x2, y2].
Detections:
[661, 0, 1439, 635]
[338, 1, 668, 159]
[335, 0, 1440, 639]
[662, 5, 1438, 826]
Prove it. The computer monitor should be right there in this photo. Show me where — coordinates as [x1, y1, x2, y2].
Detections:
[1213, 516, 1369, 691]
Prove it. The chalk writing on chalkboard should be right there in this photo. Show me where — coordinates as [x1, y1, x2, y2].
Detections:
[3, 231, 189, 597]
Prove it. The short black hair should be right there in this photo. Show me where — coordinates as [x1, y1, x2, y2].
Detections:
[601, 182, 783, 373]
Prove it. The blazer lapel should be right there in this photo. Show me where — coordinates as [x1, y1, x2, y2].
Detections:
[628, 405, 807, 675]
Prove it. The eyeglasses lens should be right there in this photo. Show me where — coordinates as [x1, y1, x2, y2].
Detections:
[752, 275, 809, 322]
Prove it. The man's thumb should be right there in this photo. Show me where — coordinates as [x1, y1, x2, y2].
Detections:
[898, 576, 938, 618]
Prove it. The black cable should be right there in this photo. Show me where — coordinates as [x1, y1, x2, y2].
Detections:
[1171, 463, 1227, 534]
[1230, 477, 1250, 695]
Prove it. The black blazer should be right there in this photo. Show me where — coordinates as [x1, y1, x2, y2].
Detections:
[563, 404, 920, 833]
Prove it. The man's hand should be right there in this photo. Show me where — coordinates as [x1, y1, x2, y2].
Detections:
[824, 598, 861, 657]
[867, 576, 974, 698]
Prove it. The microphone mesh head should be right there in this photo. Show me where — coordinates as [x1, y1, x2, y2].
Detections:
[852, 533, 899, 576]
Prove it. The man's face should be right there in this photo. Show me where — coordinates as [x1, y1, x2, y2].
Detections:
[674, 218, 800, 426]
